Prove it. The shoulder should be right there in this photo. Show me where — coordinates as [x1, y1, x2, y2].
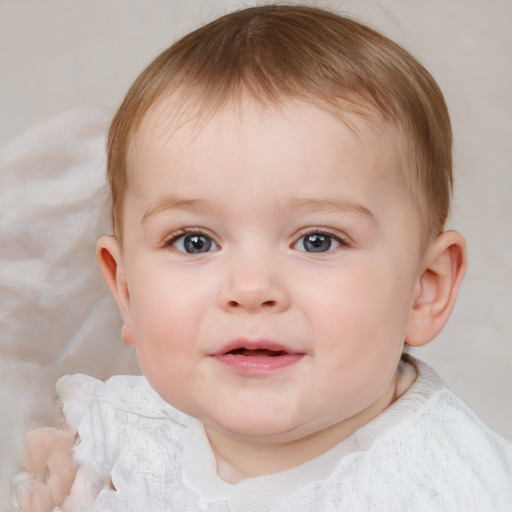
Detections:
[398, 361, 512, 469]
[406, 387, 512, 478]
[340, 378, 512, 510]
[55, 374, 198, 508]
[50, 374, 200, 510]
[381, 360, 512, 508]
[57, 373, 190, 427]
[388, 357, 512, 463]
[56, 373, 192, 477]
[296, 361, 512, 512]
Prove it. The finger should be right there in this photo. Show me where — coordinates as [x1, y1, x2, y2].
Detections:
[47, 446, 78, 505]
[14, 475, 53, 512]
[24, 428, 63, 475]
[61, 464, 107, 512]
[61, 494, 81, 512]
[25, 427, 77, 477]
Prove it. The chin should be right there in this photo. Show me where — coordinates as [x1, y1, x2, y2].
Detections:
[205, 414, 311, 443]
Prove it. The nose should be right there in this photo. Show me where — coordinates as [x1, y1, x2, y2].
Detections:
[217, 253, 291, 313]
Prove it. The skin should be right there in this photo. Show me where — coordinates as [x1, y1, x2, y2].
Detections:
[16, 427, 77, 512]
[97, 98, 466, 482]
[20, 96, 466, 510]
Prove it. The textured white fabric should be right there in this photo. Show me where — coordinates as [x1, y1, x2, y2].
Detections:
[0, 109, 139, 419]
[56, 359, 512, 511]
[0, 109, 140, 505]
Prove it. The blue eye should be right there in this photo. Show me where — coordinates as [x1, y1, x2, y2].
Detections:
[171, 233, 218, 254]
[295, 233, 341, 253]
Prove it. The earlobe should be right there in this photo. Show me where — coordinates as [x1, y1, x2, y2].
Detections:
[405, 231, 467, 347]
[96, 235, 135, 346]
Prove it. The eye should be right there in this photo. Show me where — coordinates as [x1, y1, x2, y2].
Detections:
[169, 232, 219, 254]
[294, 232, 343, 253]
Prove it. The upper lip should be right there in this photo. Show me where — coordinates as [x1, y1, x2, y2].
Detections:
[211, 338, 303, 356]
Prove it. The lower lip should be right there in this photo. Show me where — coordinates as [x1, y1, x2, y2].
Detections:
[213, 353, 303, 375]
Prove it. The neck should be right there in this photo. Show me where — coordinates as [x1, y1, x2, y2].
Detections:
[205, 376, 398, 483]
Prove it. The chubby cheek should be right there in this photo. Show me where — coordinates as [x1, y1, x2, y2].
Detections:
[309, 266, 410, 400]
[126, 274, 202, 399]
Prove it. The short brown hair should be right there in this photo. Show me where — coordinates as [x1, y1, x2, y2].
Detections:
[107, 4, 452, 241]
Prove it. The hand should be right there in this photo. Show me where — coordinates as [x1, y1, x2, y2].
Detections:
[14, 426, 77, 512]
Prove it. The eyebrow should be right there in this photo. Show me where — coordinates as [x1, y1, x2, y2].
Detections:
[142, 194, 376, 223]
[142, 194, 208, 222]
[278, 197, 376, 224]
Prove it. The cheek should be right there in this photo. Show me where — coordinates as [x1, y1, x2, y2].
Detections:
[130, 267, 198, 321]
[126, 274, 199, 364]
[307, 272, 408, 416]
[306, 261, 413, 352]
[130, 287, 200, 408]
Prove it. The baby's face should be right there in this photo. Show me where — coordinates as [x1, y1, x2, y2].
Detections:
[117, 97, 425, 445]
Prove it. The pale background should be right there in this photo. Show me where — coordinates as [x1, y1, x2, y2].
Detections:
[1, 0, 511, 502]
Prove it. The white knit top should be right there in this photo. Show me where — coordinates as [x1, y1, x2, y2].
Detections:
[57, 359, 512, 511]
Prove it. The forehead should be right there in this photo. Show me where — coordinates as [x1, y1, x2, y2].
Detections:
[128, 95, 405, 184]
[122, 98, 418, 241]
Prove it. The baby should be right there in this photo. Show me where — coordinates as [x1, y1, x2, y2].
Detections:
[15, 4, 512, 512]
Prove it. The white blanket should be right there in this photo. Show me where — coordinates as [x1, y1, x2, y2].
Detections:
[0, 109, 139, 508]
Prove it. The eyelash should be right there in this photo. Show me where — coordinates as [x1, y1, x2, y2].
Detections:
[293, 229, 348, 253]
[163, 228, 220, 254]
[163, 228, 348, 254]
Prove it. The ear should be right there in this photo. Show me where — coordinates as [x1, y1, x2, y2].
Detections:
[405, 230, 467, 347]
[96, 235, 135, 347]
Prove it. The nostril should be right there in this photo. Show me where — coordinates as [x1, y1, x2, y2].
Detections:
[226, 299, 277, 309]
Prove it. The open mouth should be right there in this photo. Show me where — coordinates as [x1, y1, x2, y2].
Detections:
[226, 348, 288, 357]
[214, 340, 303, 374]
